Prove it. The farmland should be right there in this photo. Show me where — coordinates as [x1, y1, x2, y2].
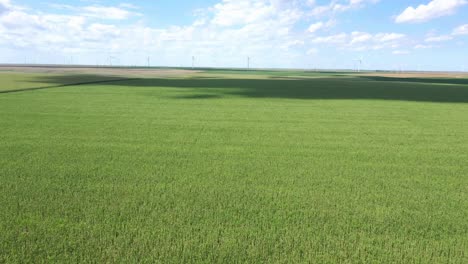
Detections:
[0, 67, 467, 263]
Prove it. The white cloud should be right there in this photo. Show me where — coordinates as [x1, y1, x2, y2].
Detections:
[308, 22, 324, 33]
[453, 24, 468, 35]
[374, 33, 405, 42]
[307, 48, 318, 55]
[425, 35, 453, 42]
[350, 31, 372, 44]
[210, 0, 298, 27]
[119, 3, 139, 10]
[0, 0, 433, 68]
[0, 1, 128, 50]
[311, 33, 348, 44]
[306, 0, 316, 6]
[82, 5, 136, 20]
[307, 19, 335, 33]
[310, 31, 406, 51]
[393, 50, 410, 55]
[48, 3, 139, 20]
[395, 0, 467, 23]
[212, 1, 257, 26]
[86, 23, 121, 41]
[310, 0, 380, 17]
[414, 44, 433, 49]
[0, 0, 12, 15]
[0, 0, 312, 67]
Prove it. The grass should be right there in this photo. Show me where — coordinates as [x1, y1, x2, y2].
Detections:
[0, 72, 58, 92]
[0, 69, 467, 263]
[0, 72, 129, 93]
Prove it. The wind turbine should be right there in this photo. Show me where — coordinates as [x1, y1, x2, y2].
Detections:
[108, 55, 116, 66]
[192, 56, 195, 69]
[354, 56, 363, 72]
[247, 56, 250, 70]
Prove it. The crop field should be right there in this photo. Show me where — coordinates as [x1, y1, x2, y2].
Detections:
[0, 67, 467, 263]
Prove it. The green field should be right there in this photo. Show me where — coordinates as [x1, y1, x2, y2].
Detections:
[0, 69, 467, 263]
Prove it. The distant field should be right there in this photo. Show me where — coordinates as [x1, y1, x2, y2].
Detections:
[0, 67, 467, 262]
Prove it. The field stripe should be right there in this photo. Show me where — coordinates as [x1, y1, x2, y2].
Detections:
[0, 78, 140, 94]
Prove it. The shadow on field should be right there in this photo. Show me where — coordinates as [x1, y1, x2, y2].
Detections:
[0, 75, 135, 94]
[10, 74, 468, 103]
[360, 76, 468, 86]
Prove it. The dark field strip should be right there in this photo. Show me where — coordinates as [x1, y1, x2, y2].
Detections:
[0, 72, 467, 263]
[0, 78, 139, 94]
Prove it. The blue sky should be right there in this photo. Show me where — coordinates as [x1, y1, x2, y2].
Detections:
[0, 0, 467, 71]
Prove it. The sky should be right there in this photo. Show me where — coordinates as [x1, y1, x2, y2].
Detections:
[0, 0, 467, 71]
